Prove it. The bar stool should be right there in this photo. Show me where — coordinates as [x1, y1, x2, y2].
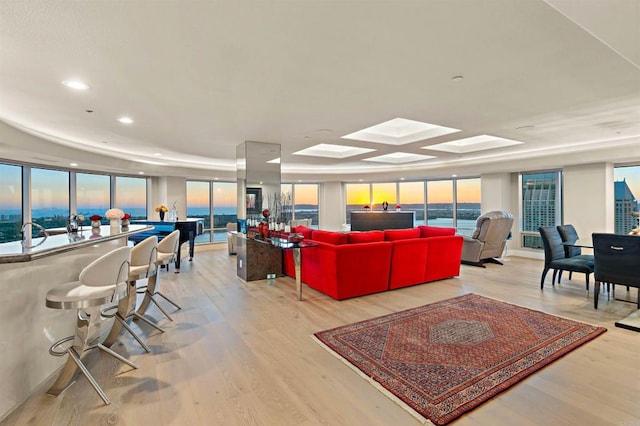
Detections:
[137, 230, 182, 321]
[103, 236, 163, 353]
[45, 246, 136, 405]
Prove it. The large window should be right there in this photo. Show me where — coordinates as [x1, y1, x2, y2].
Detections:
[76, 173, 110, 225]
[345, 183, 370, 224]
[187, 181, 211, 243]
[371, 183, 396, 210]
[115, 176, 147, 219]
[427, 180, 453, 228]
[614, 165, 640, 234]
[293, 184, 318, 227]
[187, 180, 237, 243]
[31, 167, 69, 232]
[0, 163, 22, 242]
[213, 182, 237, 242]
[399, 181, 425, 225]
[456, 178, 482, 236]
[521, 171, 562, 248]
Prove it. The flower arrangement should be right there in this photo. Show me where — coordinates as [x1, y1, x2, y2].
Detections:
[105, 208, 125, 219]
[155, 205, 168, 212]
[363, 205, 370, 211]
[262, 208, 271, 219]
[395, 204, 401, 211]
[89, 214, 102, 221]
[122, 213, 131, 220]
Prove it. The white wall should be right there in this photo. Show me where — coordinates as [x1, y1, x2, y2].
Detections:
[152, 176, 187, 220]
[563, 163, 615, 245]
[319, 181, 344, 231]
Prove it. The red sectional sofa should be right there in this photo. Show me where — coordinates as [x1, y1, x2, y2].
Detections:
[283, 225, 463, 300]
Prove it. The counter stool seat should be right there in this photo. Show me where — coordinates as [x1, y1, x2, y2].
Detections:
[103, 236, 164, 353]
[45, 246, 135, 405]
[136, 230, 182, 321]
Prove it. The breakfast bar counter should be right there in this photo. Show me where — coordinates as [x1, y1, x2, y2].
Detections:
[0, 225, 152, 419]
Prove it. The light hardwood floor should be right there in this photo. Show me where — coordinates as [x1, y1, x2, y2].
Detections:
[3, 246, 639, 426]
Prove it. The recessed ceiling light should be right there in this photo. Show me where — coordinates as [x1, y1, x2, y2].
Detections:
[101, 141, 108, 144]
[359, 179, 363, 182]
[297, 180, 302, 183]
[451, 75, 464, 82]
[69, 162, 78, 167]
[214, 177, 219, 180]
[62, 80, 89, 90]
[422, 135, 524, 154]
[138, 171, 145, 175]
[400, 177, 405, 181]
[293, 143, 375, 159]
[154, 153, 163, 156]
[85, 109, 93, 113]
[118, 117, 134, 124]
[452, 174, 457, 177]
[362, 152, 436, 164]
[259, 181, 263, 185]
[342, 118, 460, 145]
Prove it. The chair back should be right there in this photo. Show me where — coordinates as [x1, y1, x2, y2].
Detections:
[557, 224, 581, 257]
[131, 235, 158, 267]
[592, 233, 640, 287]
[539, 226, 566, 265]
[470, 211, 513, 256]
[158, 230, 180, 256]
[79, 246, 131, 287]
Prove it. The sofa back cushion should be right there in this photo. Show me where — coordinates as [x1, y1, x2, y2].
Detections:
[384, 228, 421, 241]
[347, 230, 384, 244]
[417, 225, 456, 238]
[291, 225, 313, 239]
[311, 230, 348, 245]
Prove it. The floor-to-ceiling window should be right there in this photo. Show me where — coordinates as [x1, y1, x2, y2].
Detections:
[520, 171, 562, 248]
[186, 180, 237, 243]
[213, 182, 237, 242]
[456, 178, 482, 236]
[76, 172, 110, 225]
[399, 181, 425, 225]
[427, 180, 454, 228]
[613, 165, 640, 234]
[345, 183, 371, 224]
[31, 167, 69, 232]
[115, 176, 147, 220]
[0, 163, 22, 242]
[293, 184, 319, 227]
[187, 181, 211, 243]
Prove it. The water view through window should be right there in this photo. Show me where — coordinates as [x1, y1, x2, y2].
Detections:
[0, 164, 22, 242]
[31, 168, 69, 232]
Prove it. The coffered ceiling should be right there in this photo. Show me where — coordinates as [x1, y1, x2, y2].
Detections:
[0, 0, 638, 181]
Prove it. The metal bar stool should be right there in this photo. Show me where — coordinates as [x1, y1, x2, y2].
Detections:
[45, 246, 136, 405]
[103, 236, 164, 353]
[137, 230, 182, 321]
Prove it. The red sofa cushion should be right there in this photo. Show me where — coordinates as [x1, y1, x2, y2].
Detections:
[348, 231, 384, 244]
[291, 225, 313, 239]
[418, 225, 456, 238]
[384, 228, 421, 241]
[311, 230, 348, 245]
[423, 235, 464, 282]
[388, 238, 429, 289]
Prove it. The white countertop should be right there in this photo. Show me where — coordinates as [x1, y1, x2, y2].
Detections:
[0, 224, 153, 263]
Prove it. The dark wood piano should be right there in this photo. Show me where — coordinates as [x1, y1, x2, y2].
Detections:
[129, 218, 204, 272]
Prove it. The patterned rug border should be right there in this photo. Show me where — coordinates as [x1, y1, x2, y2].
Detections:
[313, 293, 607, 425]
[311, 334, 432, 425]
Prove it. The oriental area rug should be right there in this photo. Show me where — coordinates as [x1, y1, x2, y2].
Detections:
[313, 293, 606, 425]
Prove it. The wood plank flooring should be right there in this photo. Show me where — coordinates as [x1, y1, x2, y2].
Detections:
[2, 246, 639, 426]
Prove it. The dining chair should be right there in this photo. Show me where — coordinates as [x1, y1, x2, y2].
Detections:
[539, 226, 594, 292]
[556, 224, 594, 282]
[592, 233, 640, 309]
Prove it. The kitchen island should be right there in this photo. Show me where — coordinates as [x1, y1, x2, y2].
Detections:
[0, 225, 152, 419]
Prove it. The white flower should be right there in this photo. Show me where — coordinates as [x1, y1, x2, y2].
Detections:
[105, 208, 125, 219]
[77, 214, 85, 222]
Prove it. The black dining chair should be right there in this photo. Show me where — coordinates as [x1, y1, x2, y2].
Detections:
[592, 233, 640, 309]
[556, 224, 594, 282]
[539, 226, 594, 291]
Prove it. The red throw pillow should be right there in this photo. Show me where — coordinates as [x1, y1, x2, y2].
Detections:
[417, 225, 456, 238]
[292, 225, 313, 239]
[311, 230, 348, 245]
[348, 230, 384, 244]
[384, 228, 421, 241]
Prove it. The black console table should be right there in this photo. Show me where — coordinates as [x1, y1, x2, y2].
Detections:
[350, 211, 415, 231]
[129, 218, 204, 271]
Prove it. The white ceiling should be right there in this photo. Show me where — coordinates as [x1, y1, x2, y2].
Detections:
[0, 0, 639, 181]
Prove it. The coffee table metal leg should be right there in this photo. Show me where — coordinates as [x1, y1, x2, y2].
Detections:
[293, 247, 302, 301]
